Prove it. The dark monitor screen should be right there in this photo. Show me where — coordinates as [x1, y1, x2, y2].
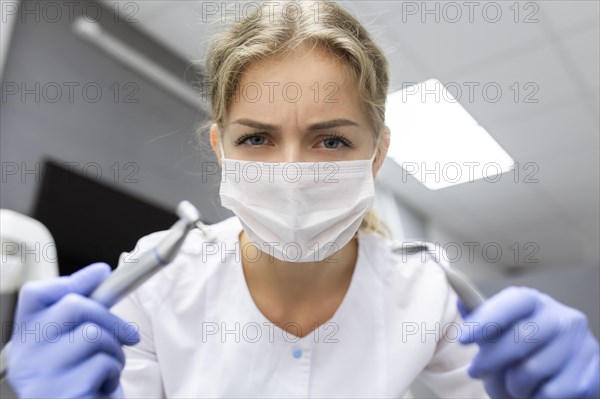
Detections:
[32, 159, 178, 275]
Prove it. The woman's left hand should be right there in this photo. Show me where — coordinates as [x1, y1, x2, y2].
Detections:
[458, 286, 600, 398]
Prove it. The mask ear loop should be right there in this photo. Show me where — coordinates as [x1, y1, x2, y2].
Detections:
[370, 135, 381, 163]
[218, 138, 226, 160]
[370, 149, 378, 163]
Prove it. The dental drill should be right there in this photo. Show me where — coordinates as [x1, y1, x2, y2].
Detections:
[89, 200, 209, 307]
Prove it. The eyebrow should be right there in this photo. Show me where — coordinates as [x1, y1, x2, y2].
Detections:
[231, 118, 359, 132]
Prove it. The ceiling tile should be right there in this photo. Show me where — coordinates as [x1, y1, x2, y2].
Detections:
[347, 1, 548, 76]
[488, 95, 599, 161]
[538, 0, 600, 32]
[557, 24, 600, 90]
[437, 42, 581, 129]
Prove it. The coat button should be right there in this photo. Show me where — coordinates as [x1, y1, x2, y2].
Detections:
[292, 348, 302, 358]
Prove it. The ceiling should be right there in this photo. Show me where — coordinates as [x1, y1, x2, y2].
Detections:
[100, 0, 600, 269]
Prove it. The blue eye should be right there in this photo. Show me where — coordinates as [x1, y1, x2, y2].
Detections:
[234, 132, 353, 149]
[235, 133, 268, 146]
[321, 134, 352, 149]
[247, 135, 266, 145]
[323, 138, 344, 148]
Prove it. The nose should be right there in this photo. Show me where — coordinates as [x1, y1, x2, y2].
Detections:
[279, 142, 304, 163]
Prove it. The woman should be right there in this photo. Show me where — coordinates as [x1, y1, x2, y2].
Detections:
[6, 1, 599, 398]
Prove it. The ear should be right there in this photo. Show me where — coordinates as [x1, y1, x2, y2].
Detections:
[372, 125, 390, 176]
[209, 123, 221, 163]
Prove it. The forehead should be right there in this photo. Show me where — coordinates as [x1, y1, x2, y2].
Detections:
[227, 45, 367, 127]
[241, 44, 353, 86]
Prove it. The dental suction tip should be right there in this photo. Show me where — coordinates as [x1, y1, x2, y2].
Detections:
[177, 200, 201, 225]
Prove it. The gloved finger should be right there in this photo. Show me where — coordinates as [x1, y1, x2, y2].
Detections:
[503, 324, 586, 398]
[68, 352, 124, 398]
[37, 293, 139, 345]
[481, 370, 515, 399]
[94, 356, 124, 397]
[581, 353, 600, 399]
[16, 263, 111, 318]
[456, 297, 470, 319]
[9, 324, 127, 384]
[532, 332, 599, 399]
[10, 350, 124, 399]
[38, 323, 127, 370]
[467, 309, 560, 378]
[109, 383, 125, 399]
[461, 286, 539, 345]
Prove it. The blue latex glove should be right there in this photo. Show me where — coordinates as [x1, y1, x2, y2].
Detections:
[6, 262, 140, 399]
[458, 286, 600, 399]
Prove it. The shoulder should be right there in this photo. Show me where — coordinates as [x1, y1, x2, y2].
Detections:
[360, 234, 454, 309]
[360, 234, 446, 282]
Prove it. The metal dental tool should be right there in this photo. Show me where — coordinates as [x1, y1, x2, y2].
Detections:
[89, 200, 208, 308]
[394, 241, 487, 313]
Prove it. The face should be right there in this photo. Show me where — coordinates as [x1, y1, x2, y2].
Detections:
[210, 44, 390, 175]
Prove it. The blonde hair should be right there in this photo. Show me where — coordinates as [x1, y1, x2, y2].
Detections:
[198, 0, 392, 239]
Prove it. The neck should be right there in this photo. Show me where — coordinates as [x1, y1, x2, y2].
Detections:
[239, 229, 359, 302]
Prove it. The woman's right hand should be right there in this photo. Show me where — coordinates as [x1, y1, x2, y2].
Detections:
[6, 262, 140, 398]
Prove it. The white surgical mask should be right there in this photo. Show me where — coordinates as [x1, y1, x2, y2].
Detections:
[218, 140, 378, 262]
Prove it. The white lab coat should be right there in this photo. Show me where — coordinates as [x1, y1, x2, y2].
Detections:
[111, 216, 490, 398]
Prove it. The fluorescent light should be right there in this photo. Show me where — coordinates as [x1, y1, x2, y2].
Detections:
[385, 79, 515, 190]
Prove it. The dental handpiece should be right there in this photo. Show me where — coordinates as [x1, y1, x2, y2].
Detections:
[0, 200, 209, 380]
[394, 241, 487, 313]
[90, 200, 205, 308]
